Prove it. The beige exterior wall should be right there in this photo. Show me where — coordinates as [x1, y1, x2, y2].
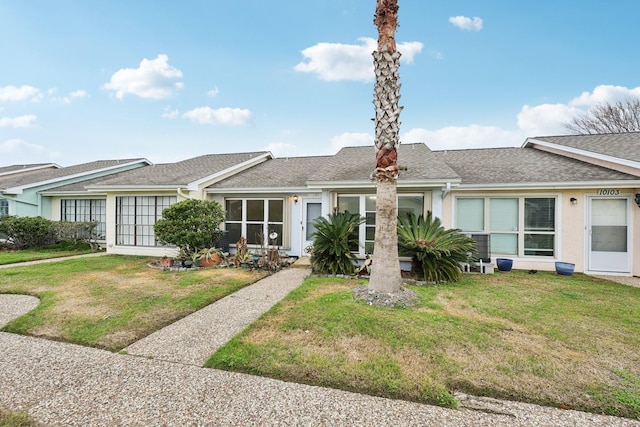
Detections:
[443, 188, 638, 275]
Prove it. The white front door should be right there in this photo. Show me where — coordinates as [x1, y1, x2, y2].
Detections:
[302, 199, 322, 256]
[587, 197, 631, 273]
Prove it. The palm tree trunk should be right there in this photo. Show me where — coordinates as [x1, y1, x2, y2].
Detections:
[369, 0, 403, 293]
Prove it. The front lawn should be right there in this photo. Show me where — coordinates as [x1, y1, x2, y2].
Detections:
[206, 272, 640, 419]
[0, 255, 268, 351]
[0, 242, 94, 265]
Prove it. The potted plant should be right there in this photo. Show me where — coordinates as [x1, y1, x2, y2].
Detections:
[496, 258, 513, 272]
[159, 256, 173, 268]
[555, 261, 575, 276]
[196, 247, 226, 267]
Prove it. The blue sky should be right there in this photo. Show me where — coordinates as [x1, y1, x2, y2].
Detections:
[2, 0, 640, 166]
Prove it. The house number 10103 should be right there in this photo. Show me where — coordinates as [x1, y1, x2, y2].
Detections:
[598, 189, 620, 196]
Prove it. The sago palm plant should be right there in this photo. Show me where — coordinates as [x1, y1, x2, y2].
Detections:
[310, 212, 364, 275]
[397, 212, 477, 283]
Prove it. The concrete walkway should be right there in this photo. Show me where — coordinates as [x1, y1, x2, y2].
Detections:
[1, 258, 639, 426]
[124, 268, 311, 366]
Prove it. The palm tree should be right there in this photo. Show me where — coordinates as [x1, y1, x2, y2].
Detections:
[368, 0, 403, 293]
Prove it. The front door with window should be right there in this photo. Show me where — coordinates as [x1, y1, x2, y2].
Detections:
[587, 197, 631, 273]
[302, 199, 321, 256]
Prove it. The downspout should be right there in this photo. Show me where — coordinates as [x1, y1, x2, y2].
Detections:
[441, 182, 452, 199]
[177, 188, 190, 200]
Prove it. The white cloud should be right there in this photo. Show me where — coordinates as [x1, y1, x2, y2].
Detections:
[330, 132, 373, 152]
[0, 115, 37, 128]
[449, 16, 483, 31]
[103, 54, 183, 100]
[207, 87, 220, 97]
[294, 37, 423, 82]
[182, 106, 252, 126]
[0, 138, 60, 163]
[0, 85, 42, 102]
[568, 84, 640, 107]
[403, 125, 522, 150]
[161, 106, 180, 119]
[52, 89, 89, 104]
[516, 104, 579, 136]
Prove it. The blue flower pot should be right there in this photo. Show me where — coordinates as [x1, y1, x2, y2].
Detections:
[496, 258, 513, 272]
[555, 262, 575, 276]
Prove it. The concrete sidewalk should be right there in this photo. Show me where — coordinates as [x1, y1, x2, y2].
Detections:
[1, 263, 639, 426]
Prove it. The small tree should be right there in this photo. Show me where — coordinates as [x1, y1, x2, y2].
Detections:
[397, 212, 477, 283]
[564, 98, 640, 134]
[154, 199, 225, 257]
[310, 212, 364, 275]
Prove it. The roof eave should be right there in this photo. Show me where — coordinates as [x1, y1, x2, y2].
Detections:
[306, 178, 461, 189]
[84, 185, 181, 192]
[524, 137, 640, 170]
[454, 180, 640, 191]
[3, 159, 151, 195]
[205, 186, 319, 194]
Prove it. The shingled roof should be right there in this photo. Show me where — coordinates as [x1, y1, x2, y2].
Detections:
[88, 152, 270, 188]
[0, 163, 59, 177]
[208, 143, 460, 190]
[526, 132, 640, 163]
[435, 147, 639, 186]
[0, 159, 148, 192]
[208, 155, 330, 190]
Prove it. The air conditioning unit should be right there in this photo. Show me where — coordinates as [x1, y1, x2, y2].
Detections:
[462, 232, 491, 263]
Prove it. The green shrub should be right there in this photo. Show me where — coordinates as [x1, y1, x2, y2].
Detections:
[0, 216, 99, 250]
[153, 199, 225, 257]
[310, 211, 364, 275]
[0, 216, 57, 249]
[397, 212, 476, 283]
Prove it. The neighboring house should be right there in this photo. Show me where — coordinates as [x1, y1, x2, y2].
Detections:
[8, 132, 640, 277]
[0, 163, 61, 218]
[0, 159, 151, 238]
[73, 152, 272, 256]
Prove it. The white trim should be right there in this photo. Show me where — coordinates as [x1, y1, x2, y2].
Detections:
[307, 179, 459, 189]
[3, 159, 151, 195]
[0, 163, 60, 177]
[206, 186, 316, 194]
[584, 194, 633, 275]
[524, 138, 640, 170]
[454, 180, 640, 191]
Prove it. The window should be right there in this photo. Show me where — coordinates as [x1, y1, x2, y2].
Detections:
[116, 196, 176, 246]
[0, 198, 8, 217]
[225, 199, 284, 246]
[61, 199, 107, 239]
[456, 196, 556, 257]
[337, 194, 424, 256]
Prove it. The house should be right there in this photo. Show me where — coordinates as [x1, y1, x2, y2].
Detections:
[4, 133, 639, 277]
[0, 159, 151, 240]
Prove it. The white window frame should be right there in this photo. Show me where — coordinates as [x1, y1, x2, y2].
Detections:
[115, 195, 176, 247]
[454, 194, 558, 258]
[224, 198, 286, 248]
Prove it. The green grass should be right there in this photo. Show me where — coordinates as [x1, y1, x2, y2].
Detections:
[0, 242, 94, 265]
[0, 408, 38, 427]
[206, 272, 640, 419]
[0, 255, 267, 351]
